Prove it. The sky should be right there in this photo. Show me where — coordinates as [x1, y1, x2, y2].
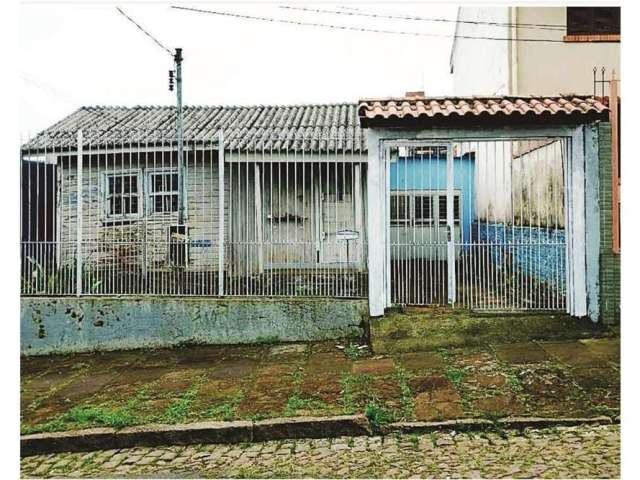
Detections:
[19, 2, 458, 135]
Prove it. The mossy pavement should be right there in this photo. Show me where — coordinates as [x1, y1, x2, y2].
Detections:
[21, 310, 619, 435]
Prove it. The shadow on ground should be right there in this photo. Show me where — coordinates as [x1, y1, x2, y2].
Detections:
[21, 310, 619, 435]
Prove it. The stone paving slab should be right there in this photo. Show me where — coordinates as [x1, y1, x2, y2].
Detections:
[492, 341, 549, 364]
[579, 338, 620, 363]
[20, 424, 620, 479]
[536, 340, 603, 367]
[21, 317, 620, 436]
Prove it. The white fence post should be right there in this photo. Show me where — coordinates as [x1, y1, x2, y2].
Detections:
[366, 132, 386, 316]
[218, 130, 225, 296]
[446, 142, 456, 305]
[76, 129, 83, 296]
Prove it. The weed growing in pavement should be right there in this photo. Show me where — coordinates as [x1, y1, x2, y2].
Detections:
[505, 370, 524, 392]
[162, 375, 207, 424]
[340, 373, 374, 415]
[282, 366, 328, 416]
[394, 366, 415, 420]
[79, 454, 98, 471]
[364, 400, 396, 432]
[445, 366, 468, 387]
[591, 404, 619, 418]
[21, 387, 150, 434]
[208, 392, 245, 421]
[485, 421, 509, 440]
[284, 393, 328, 416]
[344, 342, 367, 360]
[291, 366, 305, 385]
[437, 349, 456, 361]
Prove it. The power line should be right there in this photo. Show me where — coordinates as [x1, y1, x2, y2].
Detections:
[327, 5, 566, 30]
[116, 6, 173, 56]
[21, 73, 80, 105]
[170, 6, 565, 43]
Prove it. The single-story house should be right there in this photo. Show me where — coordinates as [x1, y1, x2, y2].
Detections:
[20, 94, 618, 353]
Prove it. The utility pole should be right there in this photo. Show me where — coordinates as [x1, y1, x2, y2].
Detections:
[116, 7, 185, 221]
[174, 48, 185, 225]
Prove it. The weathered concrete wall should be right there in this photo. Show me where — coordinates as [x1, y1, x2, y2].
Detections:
[21, 297, 368, 356]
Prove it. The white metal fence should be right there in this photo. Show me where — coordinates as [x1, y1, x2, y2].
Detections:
[388, 138, 567, 310]
[20, 129, 368, 298]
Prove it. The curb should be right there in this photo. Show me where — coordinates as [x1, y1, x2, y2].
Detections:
[383, 415, 615, 435]
[21, 415, 371, 457]
[21, 414, 616, 457]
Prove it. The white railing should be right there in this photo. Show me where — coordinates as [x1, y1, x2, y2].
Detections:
[20, 129, 369, 298]
[388, 138, 567, 310]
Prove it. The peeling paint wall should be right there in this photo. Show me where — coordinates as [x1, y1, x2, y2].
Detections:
[21, 297, 368, 356]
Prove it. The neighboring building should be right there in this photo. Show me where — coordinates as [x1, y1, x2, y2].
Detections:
[449, 7, 621, 309]
[450, 6, 620, 96]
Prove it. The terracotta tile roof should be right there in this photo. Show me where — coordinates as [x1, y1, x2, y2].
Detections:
[357, 95, 609, 127]
[22, 103, 366, 153]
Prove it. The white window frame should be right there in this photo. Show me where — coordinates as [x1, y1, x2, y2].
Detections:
[390, 190, 461, 227]
[390, 192, 411, 226]
[102, 168, 143, 220]
[413, 193, 435, 226]
[435, 190, 461, 225]
[146, 168, 182, 216]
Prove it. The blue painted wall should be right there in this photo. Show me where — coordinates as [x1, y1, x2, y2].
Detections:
[476, 223, 566, 287]
[21, 297, 368, 356]
[390, 154, 476, 243]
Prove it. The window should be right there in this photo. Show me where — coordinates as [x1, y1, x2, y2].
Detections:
[438, 194, 461, 224]
[414, 195, 433, 225]
[566, 7, 620, 41]
[104, 171, 141, 218]
[149, 171, 179, 214]
[168, 225, 188, 267]
[398, 145, 447, 159]
[390, 194, 410, 226]
[391, 192, 460, 226]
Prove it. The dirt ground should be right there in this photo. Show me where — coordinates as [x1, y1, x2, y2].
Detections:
[20, 311, 619, 434]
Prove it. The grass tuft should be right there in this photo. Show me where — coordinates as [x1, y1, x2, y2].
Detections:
[394, 366, 415, 420]
[445, 366, 468, 387]
[364, 400, 396, 432]
[21, 387, 150, 434]
[161, 376, 206, 424]
[208, 392, 244, 421]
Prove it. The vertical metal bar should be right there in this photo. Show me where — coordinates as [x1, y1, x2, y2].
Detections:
[447, 142, 455, 304]
[19, 135, 23, 295]
[255, 162, 263, 276]
[76, 130, 83, 296]
[218, 130, 225, 296]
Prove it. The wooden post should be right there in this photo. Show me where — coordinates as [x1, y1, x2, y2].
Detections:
[610, 70, 620, 254]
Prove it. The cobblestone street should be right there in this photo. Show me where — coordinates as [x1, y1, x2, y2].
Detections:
[21, 424, 619, 478]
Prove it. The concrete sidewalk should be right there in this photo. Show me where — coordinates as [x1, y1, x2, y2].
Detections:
[21, 312, 619, 435]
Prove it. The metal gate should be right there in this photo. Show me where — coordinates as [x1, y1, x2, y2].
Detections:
[388, 138, 568, 310]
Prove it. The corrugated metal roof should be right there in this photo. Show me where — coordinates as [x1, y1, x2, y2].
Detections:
[358, 95, 610, 127]
[22, 104, 367, 153]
